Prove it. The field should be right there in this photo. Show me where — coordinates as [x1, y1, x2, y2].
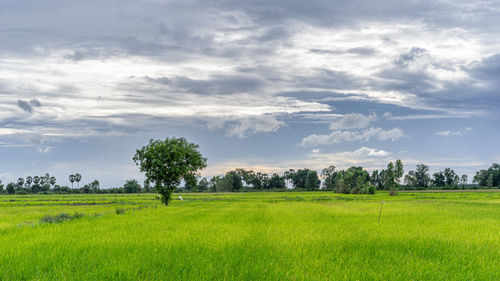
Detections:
[1, 192, 500, 280]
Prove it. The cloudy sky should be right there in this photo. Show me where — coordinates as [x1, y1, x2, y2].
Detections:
[1, 0, 499, 187]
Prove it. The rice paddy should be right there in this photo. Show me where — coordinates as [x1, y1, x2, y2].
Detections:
[1, 191, 499, 280]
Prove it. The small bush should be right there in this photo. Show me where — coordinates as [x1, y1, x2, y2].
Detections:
[116, 208, 126, 215]
[40, 212, 84, 224]
[367, 185, 376, 194]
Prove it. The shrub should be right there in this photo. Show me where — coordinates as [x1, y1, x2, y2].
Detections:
[40, 212, 85, 224]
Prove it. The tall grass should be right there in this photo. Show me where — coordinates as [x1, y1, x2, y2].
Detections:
[1, 192, 500, 280]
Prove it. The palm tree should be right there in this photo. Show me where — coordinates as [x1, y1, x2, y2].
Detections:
[75, 173, 82, 188]
[49, 176, 56, 188]
[40, 176, 46, 185]
[26, 176, 32, 188]
[33, 176, 40, 185]
[17, 178, 24, 187]
[69, 174, 75, 188]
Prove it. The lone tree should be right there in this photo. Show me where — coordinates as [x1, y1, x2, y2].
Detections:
[133, 137, 207, 206]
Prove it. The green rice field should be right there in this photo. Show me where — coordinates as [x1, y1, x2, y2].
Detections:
[1, 191, 500, 280]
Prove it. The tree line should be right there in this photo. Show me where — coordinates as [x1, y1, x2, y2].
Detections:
[1, 163, 499, 195]
[180, 162, 500, 193]
[0, 173, 154, 195]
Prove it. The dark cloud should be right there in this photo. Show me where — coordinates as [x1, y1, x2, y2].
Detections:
[17, 100, 33, 113]
[30, 99, 42, 107]
[294, 68, 367, 90]
[256, 26, 290, 42]
[394, 47, 429, 68]
[468, 53, 500, 81]
[310, 47, 378, 56]
[144, 74, 266, 95]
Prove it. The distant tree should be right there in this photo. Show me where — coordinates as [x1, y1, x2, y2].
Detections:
[69, 175, 75, 188]
[90, 180, 100, 193]
[443, 168, 459, 188]
[217, 171, 243, 192]
[17, 178, 24, 188]
[267, 173, 286, 189]
[487, 174, 494, 187]
[0, 180, 3, 193]
[404, 171, 418, 189]
[414, 164, 430, 188]
[6, 182, 16, 194]
[133, 137, 207, 206]
[143, 179, 152, 193]
[386, 160, 403, 195]
[376, 169, 386, 190]
[33, 176, 40, 185]
[370, 170, 379, 187]
[432, 171, 445, 188]
[305, 170, 320, 190]
[75, 173, 82, 188]
[49, 176, 56, 188]
[234, 169, 254, 187]
[25, 176, 32, 189]
[197, 177, 209, 192]
[404, 164, 430, 190]
[31, 183, 42, 193]
[461, 174, 468, 188]
[321, 165, 337, 190]
[210, 175, 222, 192]
[285, 169, 314, 189]
[473, 164, 500, 187]
[123, 179, 141, 193]
[333, 166, 372, 194]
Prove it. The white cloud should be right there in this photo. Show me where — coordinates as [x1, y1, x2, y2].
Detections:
[329, 113, 377, 130]
[342, 147, 392, 157]
[435, 127, 473, 136]
[383, 112, 472, 120]
[378, 128, 405, 141]
[37, 146, 52, 153]
[301, 127, 405, 146]
[207, 115, 284, 138]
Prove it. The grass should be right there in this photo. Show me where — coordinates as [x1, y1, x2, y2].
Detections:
[1, 192, 500, 280]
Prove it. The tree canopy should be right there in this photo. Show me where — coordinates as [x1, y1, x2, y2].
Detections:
[133, 137, 207, 205]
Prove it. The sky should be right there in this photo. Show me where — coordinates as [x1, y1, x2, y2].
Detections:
[1, 0, 499, 187]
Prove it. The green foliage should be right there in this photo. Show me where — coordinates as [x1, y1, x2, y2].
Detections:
[432, 171, 445, 188]
[123, 179, 141, 193]
[133, 137, 207, 205]
[405, 164, 431, 190]
[321, 165, 337, 190]
[304, 171, 320, 190]
[197, 178, 209, 192]
[474, 163, 500, 187]
[266, 173, 286, 189]
[386, 160, 403, 195]
[214, 171, 243, 192]
[331, 166, 373, 194]
[284, 169, 317, 189]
